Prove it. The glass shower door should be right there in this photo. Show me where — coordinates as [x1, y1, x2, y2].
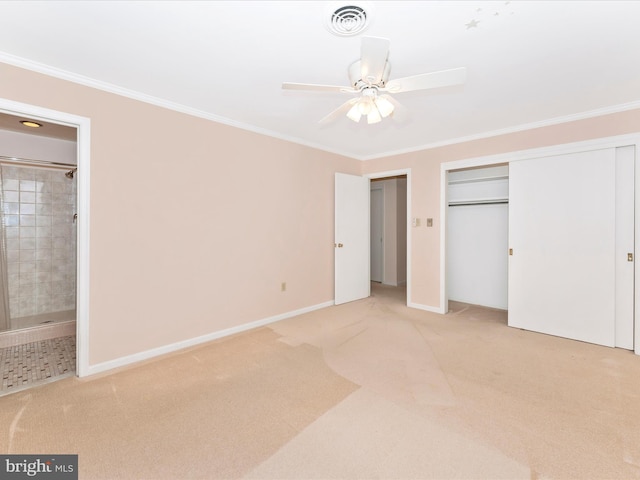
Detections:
[0, 163, 77, 331]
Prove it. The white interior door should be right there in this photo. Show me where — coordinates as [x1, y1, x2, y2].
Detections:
[370, 187, 384, 283]
[335, 173, 370, 305]
[508, 148, 617, 347]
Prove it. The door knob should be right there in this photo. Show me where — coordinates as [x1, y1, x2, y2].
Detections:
[337, 243, 343, 248]
[628, 253, 634, 262]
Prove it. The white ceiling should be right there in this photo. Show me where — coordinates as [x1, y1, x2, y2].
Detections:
[0, 1, 639, 160]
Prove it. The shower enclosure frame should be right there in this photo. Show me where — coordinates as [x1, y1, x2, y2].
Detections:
[0, 98, 91, 377]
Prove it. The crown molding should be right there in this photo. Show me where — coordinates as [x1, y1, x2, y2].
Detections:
[0, 52, 356, 160]
[360, 100, 640, 161]
[2, 51, 639, 163]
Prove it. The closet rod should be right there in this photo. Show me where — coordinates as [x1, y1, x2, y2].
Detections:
[448, 200, 509, 207]
[0, 155, 76, 169]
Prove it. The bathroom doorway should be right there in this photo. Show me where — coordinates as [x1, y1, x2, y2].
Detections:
[0, 111, 79, 394]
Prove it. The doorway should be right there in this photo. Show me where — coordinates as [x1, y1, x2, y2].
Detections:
[0, 99, 90, 386]
[370, 175, 407, 288]
[446, 164, 508, 310]
[334, 169, 411, 306]
[0, 114, 78, 394]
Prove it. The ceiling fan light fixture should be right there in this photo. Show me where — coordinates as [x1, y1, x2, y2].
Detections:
[375, 96, 394, 118]
[346, 103, 362, 122]
[367, 107, 382, 124]
[357, 98, 373, 115]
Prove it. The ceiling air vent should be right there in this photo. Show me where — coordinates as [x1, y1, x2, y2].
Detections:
[327, 4, 370, 36]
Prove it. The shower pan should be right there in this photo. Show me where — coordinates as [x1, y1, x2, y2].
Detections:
[0, 159, 77, 342]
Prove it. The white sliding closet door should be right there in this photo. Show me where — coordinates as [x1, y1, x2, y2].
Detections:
[615, 146, 635, 349]
[508, 148, 617, 347]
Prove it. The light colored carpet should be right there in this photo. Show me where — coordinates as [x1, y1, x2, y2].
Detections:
[1, 283, 640, 479]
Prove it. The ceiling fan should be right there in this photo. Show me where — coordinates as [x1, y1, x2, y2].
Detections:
[282, 36, 467, 125]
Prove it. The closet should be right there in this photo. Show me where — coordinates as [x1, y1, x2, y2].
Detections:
[446, 143, 636, 350]
[446, 165, 509, 310]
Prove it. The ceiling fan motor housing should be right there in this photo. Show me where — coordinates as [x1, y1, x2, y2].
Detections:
[349, 60, 391, 89]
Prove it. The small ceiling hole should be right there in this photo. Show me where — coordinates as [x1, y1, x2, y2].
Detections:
[328, 5, 369, 36]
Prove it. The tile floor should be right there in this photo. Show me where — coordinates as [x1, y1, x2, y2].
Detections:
[0, 335, 75, 395]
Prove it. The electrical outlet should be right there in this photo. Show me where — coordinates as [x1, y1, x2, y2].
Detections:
[281, 282, 286, 292]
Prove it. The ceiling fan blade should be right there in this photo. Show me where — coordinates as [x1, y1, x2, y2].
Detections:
[282, 82, 352, 93]
[386, 67, 467, 93]
[319, 98, 359, 125]
[360, 36, 390, 85]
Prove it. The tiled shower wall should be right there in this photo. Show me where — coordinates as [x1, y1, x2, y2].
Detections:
[2, 165, 77, 319]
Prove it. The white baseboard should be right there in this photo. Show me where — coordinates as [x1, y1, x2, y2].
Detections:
[380, 280, 406, 287]
[84, 300, 334, 377]
[407, 302, 446, 314]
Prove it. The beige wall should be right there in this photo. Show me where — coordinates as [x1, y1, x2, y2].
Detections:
[3, 60, 640, 369]
[362, 109, 640, 308]
[0, 62, 360, 366]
